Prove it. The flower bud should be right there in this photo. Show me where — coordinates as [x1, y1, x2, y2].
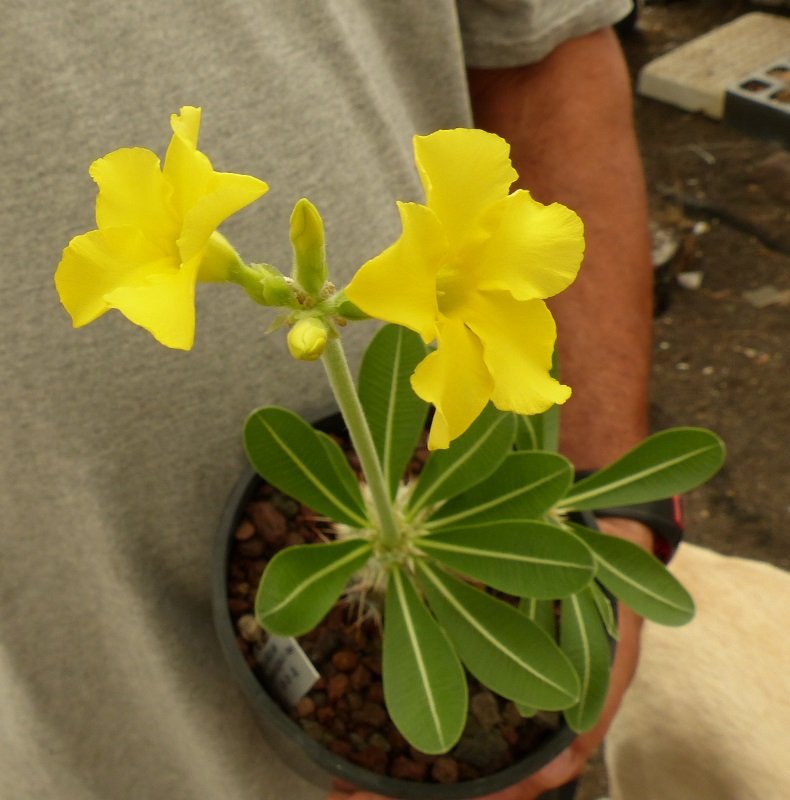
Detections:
[290, 198, 327, 297]
[287, 317, 329, 361]
[198, 231, 244, 282]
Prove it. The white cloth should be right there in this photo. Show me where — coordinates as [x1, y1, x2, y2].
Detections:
[606, 544, 790, 799]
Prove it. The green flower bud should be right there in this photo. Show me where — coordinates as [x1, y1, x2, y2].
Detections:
[290, 198, 327, 297]
[287, 317, 329, 361]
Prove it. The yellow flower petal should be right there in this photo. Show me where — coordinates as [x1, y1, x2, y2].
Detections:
[163, 107, 215, 219]
[476, 191, 584, 301]
[104, 257, 201, 350]
[178, 169, 268, 265]
[410, 317, 493, 449]
[55, 228, 172, 327]
[414, 129, 517, 244]
[170, 105, 201, 147]
[466, 292, 571, 416]
[90, 148, 179, 254]
[345, 202, 446, 343]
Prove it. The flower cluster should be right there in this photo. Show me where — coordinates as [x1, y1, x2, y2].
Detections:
[56, 110, 584, 447]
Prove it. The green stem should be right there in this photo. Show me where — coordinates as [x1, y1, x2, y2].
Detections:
[321, 336, 401, 548]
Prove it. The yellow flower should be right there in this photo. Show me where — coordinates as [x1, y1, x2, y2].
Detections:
[345, 129, 584, 449]
[55, 106, 268, 350]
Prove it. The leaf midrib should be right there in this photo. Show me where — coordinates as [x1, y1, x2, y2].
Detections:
[419, 563, 574, 699]
[261, 542, 370, 620]
[425, 467, 567, 529]
[392, 569, 447, 748]
[558, 444, 718, 509]
[254, 415, 367, 527]
[595, 550, 690, 613]
[382, 330, 404, 492]
[419, 539, 590, 570]
[411, 414, 509, 513]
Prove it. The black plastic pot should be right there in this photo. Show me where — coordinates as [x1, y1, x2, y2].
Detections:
[212, 414, 597, 799]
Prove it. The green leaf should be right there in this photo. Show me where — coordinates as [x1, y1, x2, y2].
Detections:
[559, 428, 725, 511]
[417, 562, 579, 710]
[515, 596, 557, 718]
[425, 451, 573, 530]
[408, 404, 516, 515]
[383, 566, 467, 753]
[589, 581, 619, 641]
[244, 407, 367, 527]
[560, 587, 612, 732]
[316, 430, 361, 500]
[519, 596, 557, 636]
[570, 523, 695, 625]
[255, 539, 372, 635]
[417, 521, 594, 598]
[515, 405, 559, 453]
[358, 324, 428, 498]
[515, 415, 539, 451]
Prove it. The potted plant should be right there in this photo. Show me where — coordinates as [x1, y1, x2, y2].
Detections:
[55, 107, 725, 798]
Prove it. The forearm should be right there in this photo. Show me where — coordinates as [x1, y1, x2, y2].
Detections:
[467, 28, 653, 471]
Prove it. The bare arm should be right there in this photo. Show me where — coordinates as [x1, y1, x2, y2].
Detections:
[467, 27, 653, 471]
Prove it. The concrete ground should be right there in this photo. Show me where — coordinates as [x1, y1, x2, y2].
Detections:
[577, 2, 789, 797]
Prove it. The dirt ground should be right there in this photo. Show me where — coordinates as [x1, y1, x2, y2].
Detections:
[576, 2, 789, 797]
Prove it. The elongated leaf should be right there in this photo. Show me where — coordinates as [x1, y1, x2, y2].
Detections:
[560, 588, 612, 732]
[408, 404, 516, 514]
[589, 581, 619, 641]
[255, 539, 372, 635]
[515, 415, 539, 451]
[559, 428, 725, 511]
[358, 324, 428, 498]
[417, 562, 579, 710]
[316, 430, 361, 500]
[519, 597, 557, 636]
[516, 597, 558, 717]
[417, 521, 594, 598]
[383, 566, 467, 753]
[515, 405, 559, 453]
[244, 407, 367, 527]
[570, 523, 694, 625]
[426, 451, 573, 530]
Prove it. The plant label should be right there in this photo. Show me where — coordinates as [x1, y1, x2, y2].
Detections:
[255, 635, 319, 706]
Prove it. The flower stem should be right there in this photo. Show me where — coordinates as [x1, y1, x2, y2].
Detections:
[321, 336, 400, 548]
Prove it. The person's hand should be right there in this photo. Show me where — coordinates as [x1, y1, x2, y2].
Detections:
[328, 518, 653, 800]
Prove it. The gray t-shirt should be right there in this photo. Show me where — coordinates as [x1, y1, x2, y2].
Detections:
[0, 1, 629, 797]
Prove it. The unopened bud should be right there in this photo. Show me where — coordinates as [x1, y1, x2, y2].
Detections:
[287, 317, 329, 361]
[290, 198, 327, 297]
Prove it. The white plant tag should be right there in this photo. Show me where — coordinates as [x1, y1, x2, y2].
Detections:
[255, 635, 319, 706]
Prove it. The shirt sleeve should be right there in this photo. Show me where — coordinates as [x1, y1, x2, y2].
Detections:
[457, 0, 633, 67]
